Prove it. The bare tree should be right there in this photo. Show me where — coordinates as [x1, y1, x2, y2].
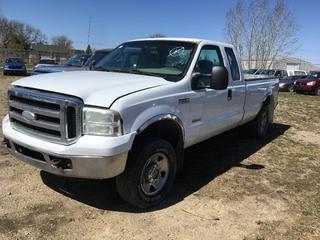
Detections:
[225, 0, 299, 69]
[52, 35, 73, 49]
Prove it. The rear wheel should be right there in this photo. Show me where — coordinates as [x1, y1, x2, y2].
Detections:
[288, 84, 294, 92]
[247, 106, 270, 138]
[315, 87, 320, 96]
[116, 138, 177, 208]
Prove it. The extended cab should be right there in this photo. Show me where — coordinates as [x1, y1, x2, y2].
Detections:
[2, 38, 279, 208]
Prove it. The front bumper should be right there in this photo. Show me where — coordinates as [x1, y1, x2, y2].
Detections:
[294, 85, 316, 92]
[2, 115, 136, 179]
[4, 68, 26, 71]
[279, 83, 289, 91]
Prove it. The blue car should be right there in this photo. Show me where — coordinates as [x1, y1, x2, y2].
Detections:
[32, 54, 90, 75]
[3, 58, 27, 76]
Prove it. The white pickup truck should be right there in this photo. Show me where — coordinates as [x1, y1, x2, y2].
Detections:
[2, 38, 279, 208]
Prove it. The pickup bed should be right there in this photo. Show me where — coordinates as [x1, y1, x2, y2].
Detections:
[2, 38, 279, 208]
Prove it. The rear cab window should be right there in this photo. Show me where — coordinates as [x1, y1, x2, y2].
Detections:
[225, 47, 241, 81]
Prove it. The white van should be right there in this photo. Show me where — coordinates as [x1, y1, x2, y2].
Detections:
[274, 69, 307, 78]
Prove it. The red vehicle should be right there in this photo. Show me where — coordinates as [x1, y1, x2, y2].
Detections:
[294, 76, 320, 96]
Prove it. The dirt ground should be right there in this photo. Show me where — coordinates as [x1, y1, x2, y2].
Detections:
[0, 74, 319, 240]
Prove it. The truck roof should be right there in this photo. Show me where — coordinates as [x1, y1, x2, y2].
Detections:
[128, 37, 234, 48]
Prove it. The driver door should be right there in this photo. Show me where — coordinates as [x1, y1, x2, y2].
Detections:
[192, 45, 233, 141]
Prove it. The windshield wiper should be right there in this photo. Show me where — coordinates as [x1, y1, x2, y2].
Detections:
[125, 69, 160, 77]
[92, 66, 112, 72]
[93, 67, 161, 78]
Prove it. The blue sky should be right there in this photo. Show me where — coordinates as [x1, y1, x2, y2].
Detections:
[1, 0, 320, 64]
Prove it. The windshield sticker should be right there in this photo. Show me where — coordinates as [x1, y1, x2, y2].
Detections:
[169, 47, 185, 57]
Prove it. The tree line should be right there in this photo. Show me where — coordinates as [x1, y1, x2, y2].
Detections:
[0, 16, 74, 51]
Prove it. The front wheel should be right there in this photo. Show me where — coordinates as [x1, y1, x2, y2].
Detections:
[116, 138, 177, 208]
[315, 87, 320, 96]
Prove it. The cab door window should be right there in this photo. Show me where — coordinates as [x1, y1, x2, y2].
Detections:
[193, 45, 223, 88]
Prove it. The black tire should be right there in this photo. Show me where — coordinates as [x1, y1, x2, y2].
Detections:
[3, 71, 7, 76]
[315, 87, 320, 96]
[247, 106, 270, 138]
[288, 84, 294, 92]
[116, 138, 177, 208]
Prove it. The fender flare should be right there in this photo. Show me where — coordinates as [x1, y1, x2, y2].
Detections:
[136, 113, 185, 142]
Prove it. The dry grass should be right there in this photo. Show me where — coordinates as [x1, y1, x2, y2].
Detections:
[0, 74, 319, 240]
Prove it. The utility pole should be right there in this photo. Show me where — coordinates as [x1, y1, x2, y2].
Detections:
[87, 16, 92, 46]
[0, 0, 3, 16]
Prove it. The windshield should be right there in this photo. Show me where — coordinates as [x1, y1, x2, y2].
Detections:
[94, 40, 196, 81]
[6, 58, 24, 64]
[39, 59, 56, 64]
[64, 55, 90, 67]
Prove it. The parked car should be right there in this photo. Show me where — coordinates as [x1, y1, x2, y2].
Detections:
[294, 75, 320, 95]
[310, 71, 320, 78]
[3, 57, 27, 76]
[274, 69, 307, 79]
[32, 54, 90, 75]
[35, 58, 57, 67]
[287, 70, 307, 76]
[3, 38, 279, 208]
[279, 75, 310, 92]
[83, 49, 113, 70]
[32, 58, 57, 74]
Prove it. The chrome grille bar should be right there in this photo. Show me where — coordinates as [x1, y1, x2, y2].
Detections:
[8, 87, 83, 145]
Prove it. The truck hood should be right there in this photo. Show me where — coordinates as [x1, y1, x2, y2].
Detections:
[13, 71, 171, 107]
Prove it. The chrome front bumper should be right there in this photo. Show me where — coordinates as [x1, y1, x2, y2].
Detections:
[3, 138, 128, 179]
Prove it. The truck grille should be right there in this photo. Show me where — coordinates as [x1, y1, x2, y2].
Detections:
[8, 87, 83, 145]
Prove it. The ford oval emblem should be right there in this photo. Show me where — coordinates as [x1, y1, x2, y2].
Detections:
[22, 110, 36, 122]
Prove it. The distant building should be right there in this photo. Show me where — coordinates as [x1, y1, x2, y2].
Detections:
[273, 57, 320, 72]
[242, 57, 320, 72]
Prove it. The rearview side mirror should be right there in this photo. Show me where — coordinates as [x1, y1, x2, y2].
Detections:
[210, 66, 229, 90]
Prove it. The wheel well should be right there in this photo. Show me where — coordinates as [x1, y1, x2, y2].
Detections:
[132, 119, 184, 171]
[136, 119, 183, 149]
[262, 94, 275, 123]
[263, 95, 271, 106]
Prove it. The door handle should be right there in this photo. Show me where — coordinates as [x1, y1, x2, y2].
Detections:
[227, 89, 232, 101]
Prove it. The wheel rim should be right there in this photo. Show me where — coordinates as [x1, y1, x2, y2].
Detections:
[259, 112, 268, 134]
[140, 153, 169, 196]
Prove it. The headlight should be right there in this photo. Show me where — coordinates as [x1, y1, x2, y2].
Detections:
[82, 107, 123, 136]
[306, 81, 316, 86]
